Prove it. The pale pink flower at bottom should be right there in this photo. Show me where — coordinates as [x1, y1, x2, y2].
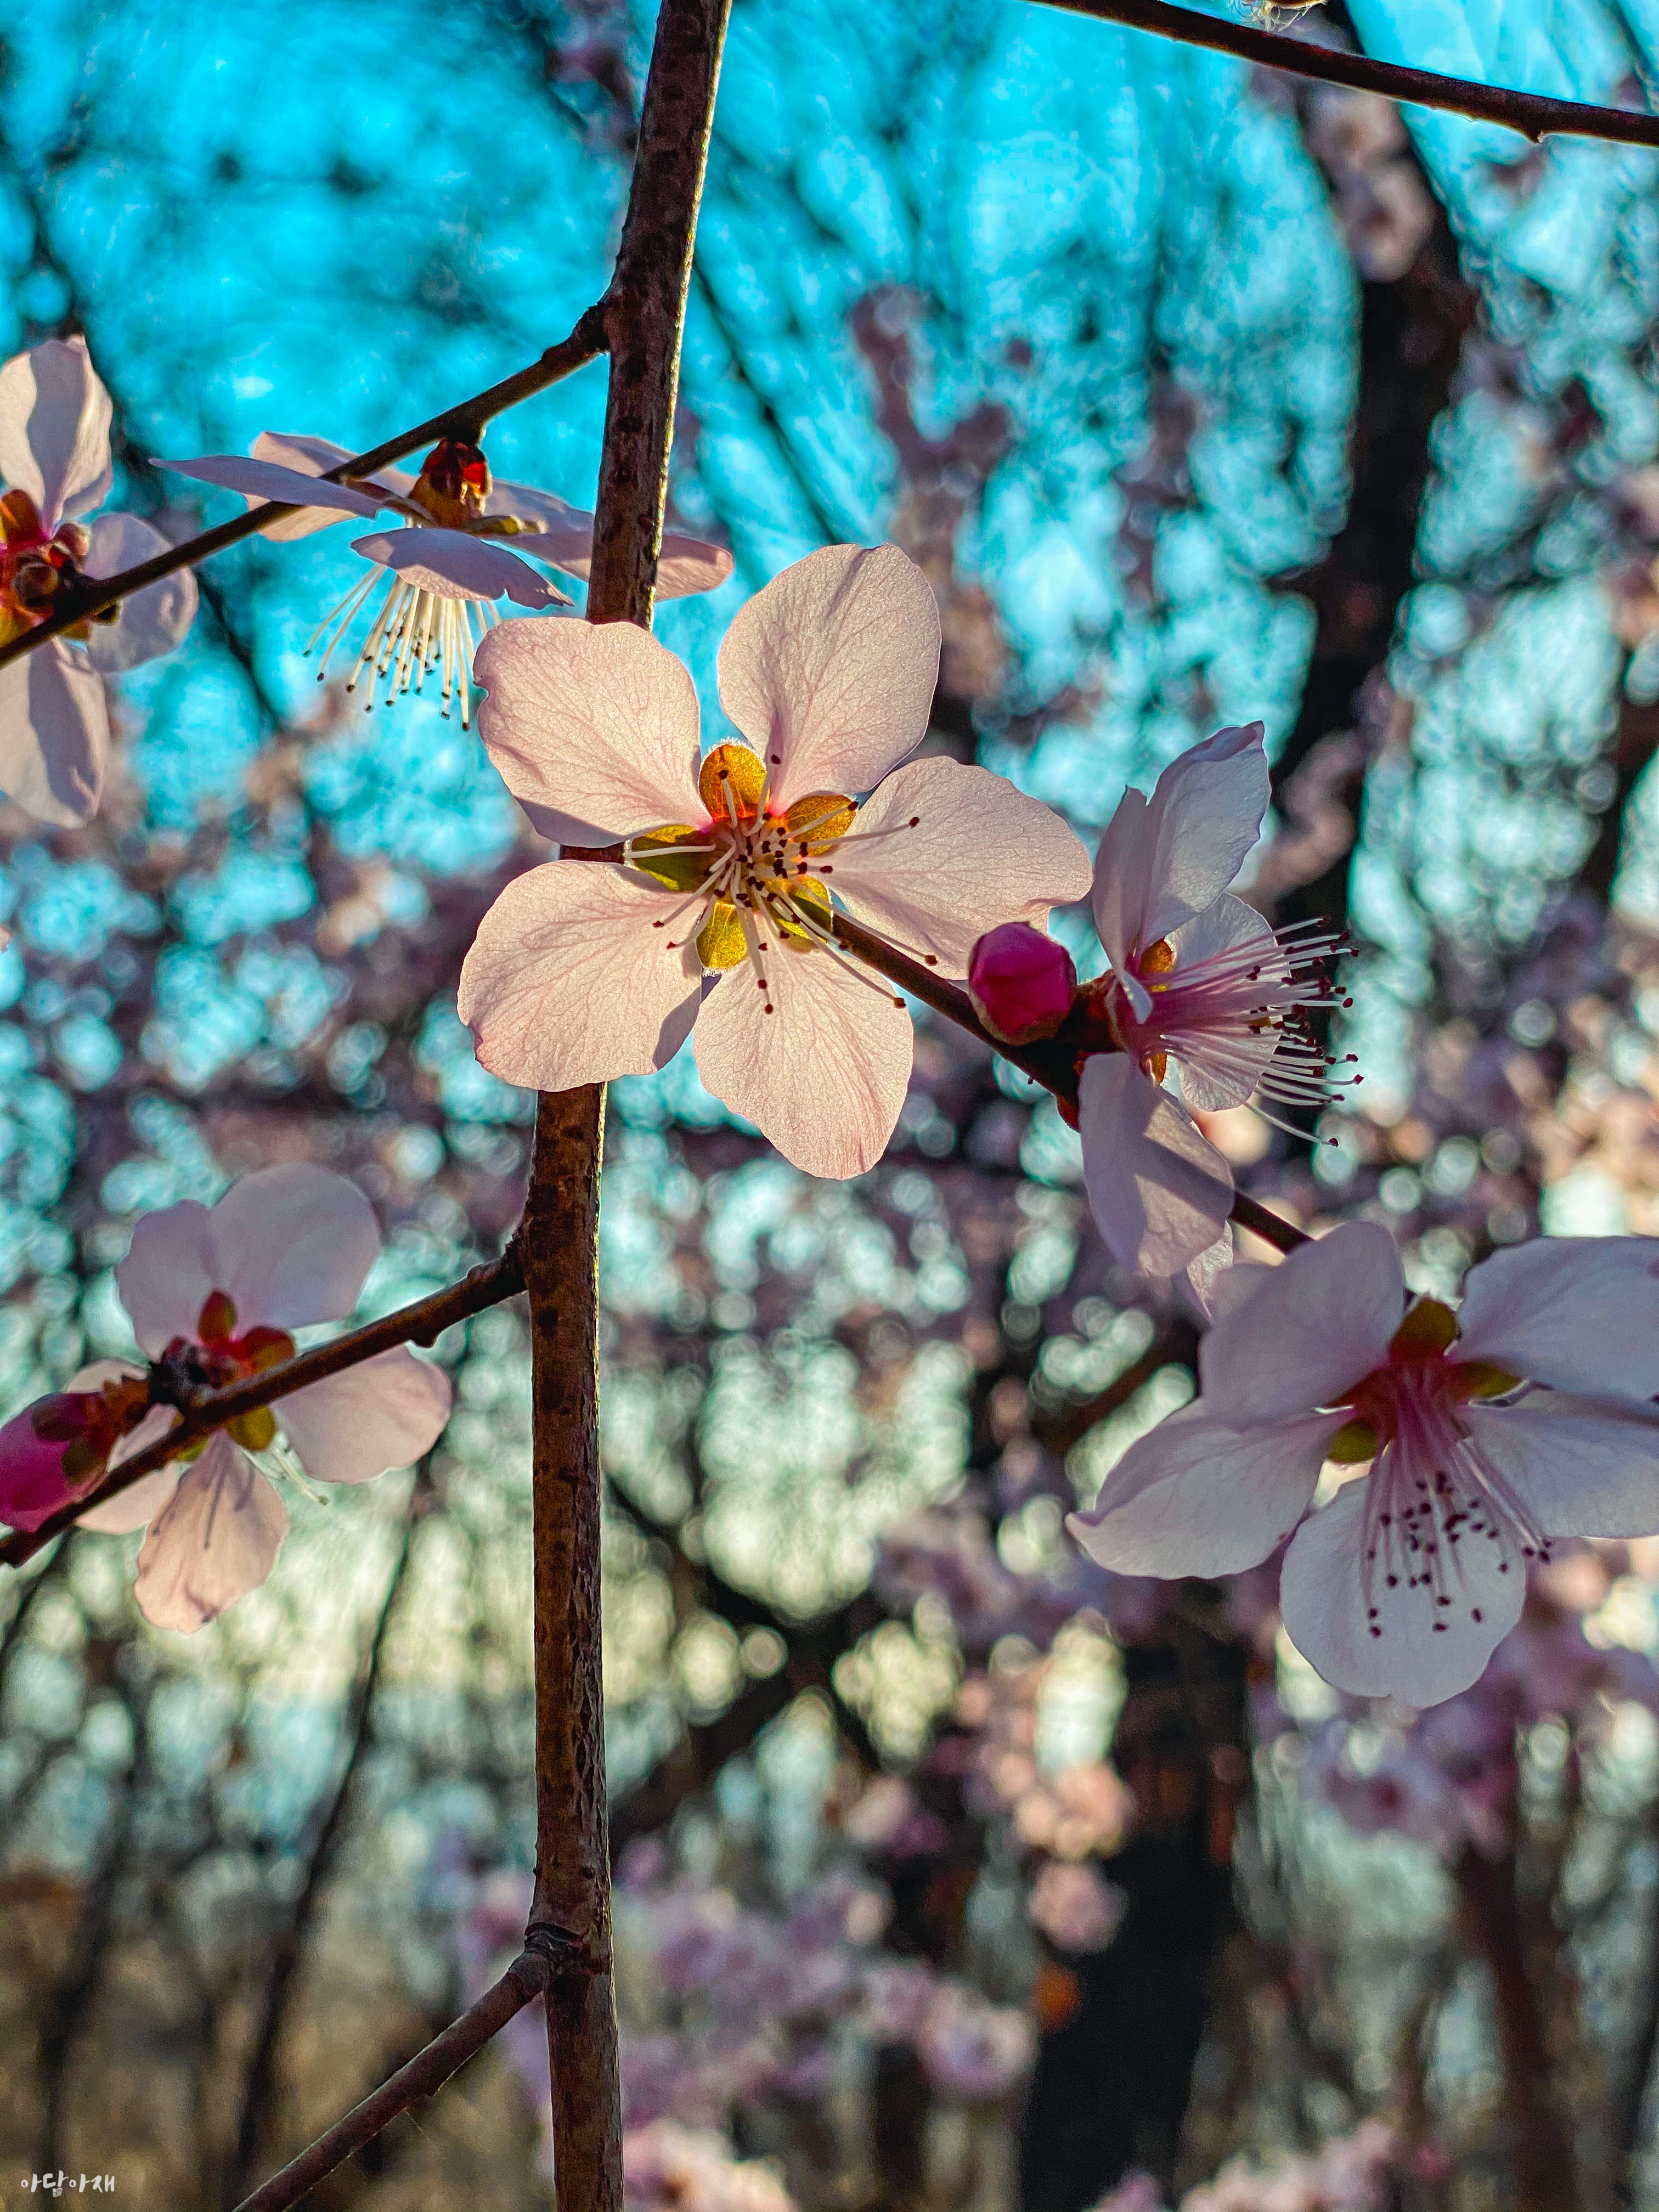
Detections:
[624, 2121, 795, 2212]
[1070, 1222, 1659, 1706]
[457, 544, 1092, 1178]
[77, 1163, 452, 1632]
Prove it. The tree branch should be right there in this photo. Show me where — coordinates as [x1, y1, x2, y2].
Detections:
[1035, 0, 1659, 148]
[227, 1953, 552, 2212]
[0, 1252, 523, 1571]
[0, 308, 608, 672]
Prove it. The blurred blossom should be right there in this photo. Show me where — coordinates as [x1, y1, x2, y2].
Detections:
[913, 1982, 1035, 2101]
[623, 2120, 795, 2212]
[1027, 1859, 1125, 1954]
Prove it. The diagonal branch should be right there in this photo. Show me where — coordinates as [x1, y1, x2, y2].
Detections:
[227, 1951, 553, 2212]
[0, 308, 608, 672]
[1035, 0, 1659, 147]
[0, 1251, 523, 1571]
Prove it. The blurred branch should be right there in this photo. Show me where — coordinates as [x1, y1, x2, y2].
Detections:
[1037, 0, 1659, 147]
[0, 1253, 523, 1571]
[0, 309, 609, 671]
[227, 1951, 552, 2212]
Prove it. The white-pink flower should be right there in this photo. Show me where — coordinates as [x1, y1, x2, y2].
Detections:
[0, 338, 198, 823]
[1069, 1222, 1659, 1706]
[1079, 723, 1351, 1279]
[456, 544, 1093, 1178]
[76, 1163, 452, 1633]
[164, 431, 731, 724]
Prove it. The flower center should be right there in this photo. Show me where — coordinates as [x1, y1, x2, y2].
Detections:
[159, 1290, 297, 1457]
[0, 489, 116, 648]
[1322, 1298, 1538, 1645]
[1099, 916, 1357, 1129]
[627, 741, 871, 1011]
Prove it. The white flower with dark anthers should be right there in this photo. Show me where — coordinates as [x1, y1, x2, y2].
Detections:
[0, 337, 198, 823]
[1069, 1221, 1659, 1706]
[1079, 721, 1354, 1279]
[74, 1163, 452, 1634]
[457, 543, 1094, 1179]
[163, 431, 732, 726]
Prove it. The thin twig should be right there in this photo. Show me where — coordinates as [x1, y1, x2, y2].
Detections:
[1035, 0, 1659, 148]
[227, 1953, 552, 2212]
[0, 309, 608, 672]
[0, 1252, 523, 1571]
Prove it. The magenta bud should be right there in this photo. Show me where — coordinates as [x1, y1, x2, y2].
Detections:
[967, 923, 1077, 1045]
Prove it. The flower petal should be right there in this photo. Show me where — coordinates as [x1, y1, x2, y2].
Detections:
[1455, 1236, 1659, 1400]
[1069, 1401, 1335, 1577]
[0, 337, 113, 529]
[80, 512, 198, 672]
[492, 479, 732, 600]
[1197, 1219, 1406, 1422]
[78, 1459, 181, 1536]
[1280, 1474, 1522, 1706]
[1077, 1054, 1235, 1277]
[253, 430, 412, 540]
[117, 1199, 218, 1355]
[1091, 724, 1269, 970]
[0, 642, 109, 825]
[1165, 894, 1282, 1113]
[693, 940, 912, 1178]
[208, 1163, 381, 1329]
[277, 1348, 451, 1485]
[716, 544, 940, 808]
[133, 1434, 287, 1633]
[826, 759, 1091, 972]
[1177, 1229, 1233, 1318]
[1467, 1392, 1659, 1538]
[472, 616, 702, 842]
[159, 452, 387, 538]
[460, 862, 702, 1091]
[350, 528, 570, 607]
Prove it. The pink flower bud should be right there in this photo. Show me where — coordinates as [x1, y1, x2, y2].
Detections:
[967, 923, 1076, 1045]
[0, 1397, 94, 1533]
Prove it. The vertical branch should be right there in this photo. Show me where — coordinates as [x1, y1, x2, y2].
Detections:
[521, 5, 732, 2209]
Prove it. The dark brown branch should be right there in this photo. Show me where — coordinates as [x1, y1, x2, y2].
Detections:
[0, 1252, 523, 1571]
[0, 309, 608, 672]
[227, 1952, 552, 2212]
[519, 12, 734, 2210]
[1035, 0, 1659, 147]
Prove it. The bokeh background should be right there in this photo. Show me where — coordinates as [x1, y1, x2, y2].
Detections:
[7, 2, 1659, 2207]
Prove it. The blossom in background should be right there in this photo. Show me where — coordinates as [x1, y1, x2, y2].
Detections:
[1078, 722, 1352, 1280]
[1026, 1860, 1126, 1955]
[623, 2121, 795, 2212]
[0, 337, 198, 823]
[0, 1164, 452, 1631]
[165, 432, 731, 723]
[1070, 1222, 1659, 1705]
[458, 543, 1092, 1177]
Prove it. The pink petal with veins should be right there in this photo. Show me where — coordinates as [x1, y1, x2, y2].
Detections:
[716, 544, 939, 809]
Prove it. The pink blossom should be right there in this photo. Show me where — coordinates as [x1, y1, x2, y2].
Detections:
[914, 1983, 1035, 2101]
[165, 432, 731, 725]
[968, 921, 1077, 1043]
[0, 338, 197, 823]
[1070, 1222, 1659, 1705]
[1077, 724, 1351, 1278]
[1027, 1859, 1125, 1954]
[76, 1163, 452, 1632]
[457, 544, 1091, 1177]
[623, 2121, 795, 2212]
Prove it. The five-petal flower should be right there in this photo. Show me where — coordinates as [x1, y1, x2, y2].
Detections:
[1069, 1222, 1659, 1706]
[25, 1164, 453, 1633]
[1077, 722, 1352, 1279]
[0, 337, 199, 823]
[455, 543, 1093, 1177]
[164, 431, 732, 724]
